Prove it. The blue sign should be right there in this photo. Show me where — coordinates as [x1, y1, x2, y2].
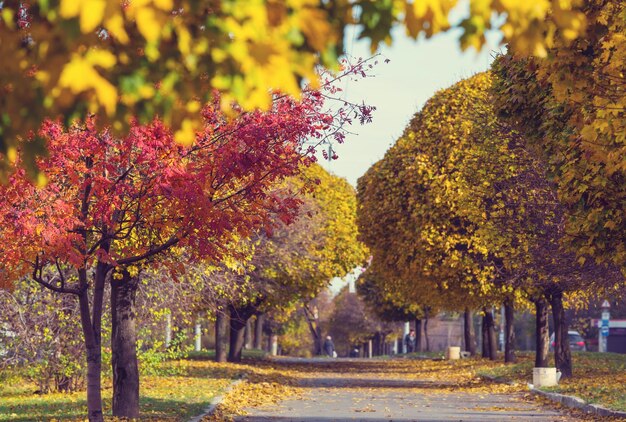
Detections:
[602, 319, 609, 328]
[601, 326, 609, 337]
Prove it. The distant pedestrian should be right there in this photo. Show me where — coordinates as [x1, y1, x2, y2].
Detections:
[323, 335, 335, 357]
[349, 347, 360, 358]
[404, 329, 416, 353]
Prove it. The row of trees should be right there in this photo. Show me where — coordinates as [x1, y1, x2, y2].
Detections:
[356, 22, 626, 377]
[274, 285, 403, 358]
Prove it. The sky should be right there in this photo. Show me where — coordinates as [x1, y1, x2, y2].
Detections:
[320, 21, 504, 187]
[326, 14, 503, 293]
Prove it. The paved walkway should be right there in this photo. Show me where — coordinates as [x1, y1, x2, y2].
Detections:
[235, 358, 585, 422]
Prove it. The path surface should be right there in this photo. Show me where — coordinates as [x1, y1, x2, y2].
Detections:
[234, 357, 585, 422]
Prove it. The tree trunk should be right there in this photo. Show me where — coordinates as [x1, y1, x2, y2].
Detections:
[374, 332, 382, 356]
[111, 271, 140, 419]
[228, 306, 248, 363]
[504, 299, 516, 363]
[463, 309, 477, 356]
[194, 318, 202, 352]
[482, 310, 490, 358]
[372, 333, 378, 356]
[487, 309, 498, 360]
[244, 319, 253, 349]
[78, 287, 104, 422]
[314, 325, 322, 355]
[215, 311, 229, 363]
[535, 298, 550, 367]
[75, 256, 110, 422]
[414, 318, 422, 352]
[303, 305, 322, 355]
[482, 308, 497, 360]
[423, 309, 430, 352]
[549, 290, 573, 378]
[254, 314, 264, 349]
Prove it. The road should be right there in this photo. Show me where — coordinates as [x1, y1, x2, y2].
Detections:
[233, 357, 590, 422]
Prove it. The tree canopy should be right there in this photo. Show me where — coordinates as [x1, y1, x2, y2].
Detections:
[230, 162, 368, 317]
[492, 0, 626, 274]
[1, 0, 590, 175]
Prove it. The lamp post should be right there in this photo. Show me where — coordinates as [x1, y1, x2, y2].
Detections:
[599, 300, 610, 353]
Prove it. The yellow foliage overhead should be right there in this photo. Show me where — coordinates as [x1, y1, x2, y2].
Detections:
[1, 0, 589, 175]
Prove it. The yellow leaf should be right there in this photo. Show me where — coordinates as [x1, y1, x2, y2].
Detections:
[104, 14, 130, 44]
[1, 8, 15, 29]
[174, 119, 197, 146]
[85, 50, 117, 68]
[59, 0, 80, 18]
[297, 8, 332, 51]
[94, 79, 118, 116]
[154, 0, 174, 11]
[58, 55, 118, 115]
[80, 0, 106, 33]
[136, 7, 161, 42]
[36, 172, 48, 187]
[177, 25, 192, 56]
[7, 147, 17, 163]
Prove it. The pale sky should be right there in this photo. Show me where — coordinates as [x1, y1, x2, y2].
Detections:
[321, 19, 504, 187]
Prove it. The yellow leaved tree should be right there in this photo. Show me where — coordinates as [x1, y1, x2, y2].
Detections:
[219, 163, 368, 359]
[492, 0, 626, 276]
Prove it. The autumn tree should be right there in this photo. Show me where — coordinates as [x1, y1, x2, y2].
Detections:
[424, 72, 623, 373]
[356, 76, 502, 358]
[491, 5, 626, 364]
[0, 276, 86, 393]
[491, 2, 626, 277]
[222, 163, 368, 361]
[0, 0, 589, 174]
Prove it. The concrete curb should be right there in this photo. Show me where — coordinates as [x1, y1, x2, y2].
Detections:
[188, 376, 246, 422]
[479, 373, 626, 419]
[529, 387, 626, 419]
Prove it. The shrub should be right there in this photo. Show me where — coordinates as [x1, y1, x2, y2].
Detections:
[0, 278, 85, 393]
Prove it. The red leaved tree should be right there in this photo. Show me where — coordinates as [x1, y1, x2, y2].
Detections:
[0, 77, 369, 419]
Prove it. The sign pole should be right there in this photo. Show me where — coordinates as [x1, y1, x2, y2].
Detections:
[599, 300, 610, 353]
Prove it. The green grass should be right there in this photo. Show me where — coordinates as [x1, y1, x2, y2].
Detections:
[0, 360, 236, 421]
[187, 348, 267, 361]
[478, 351, 626, 411]
[379, 351, 445, 360]
[408, 351, 446, 359]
